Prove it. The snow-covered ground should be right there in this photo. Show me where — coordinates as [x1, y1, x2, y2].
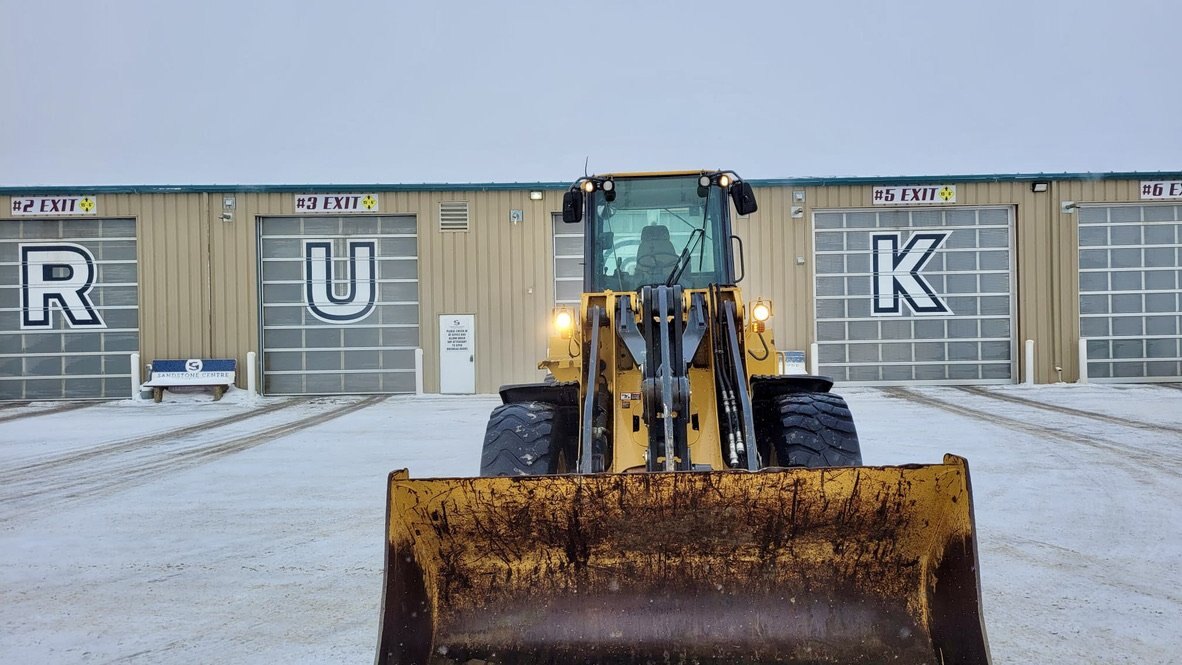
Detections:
[0, 384, 1179, 664]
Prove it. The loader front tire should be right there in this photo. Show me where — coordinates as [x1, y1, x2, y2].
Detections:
[767, 392, 862, 467]
[480, 401, 568, 476]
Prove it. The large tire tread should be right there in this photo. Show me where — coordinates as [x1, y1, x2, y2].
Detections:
[480, 402, 566, 477]
[765, 392, 863, 468]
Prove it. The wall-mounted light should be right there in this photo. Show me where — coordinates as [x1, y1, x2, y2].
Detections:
[1031, 182, 1050, 193]
[1061, 200, 1078, 213]
[529, 191, 543, 201]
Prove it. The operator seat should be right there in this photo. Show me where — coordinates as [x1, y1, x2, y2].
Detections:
[635, 225, 679, 284]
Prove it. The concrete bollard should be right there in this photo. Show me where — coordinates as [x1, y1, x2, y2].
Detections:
[1024, 339, 1035, 385]
[415, 348, 424, 395]
[130, 352, 141, 400]
[247, 351, 257, 394]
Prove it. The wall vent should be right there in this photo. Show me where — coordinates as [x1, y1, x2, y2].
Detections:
[439, 202, 470, 231]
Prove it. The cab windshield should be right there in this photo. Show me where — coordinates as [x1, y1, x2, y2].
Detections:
[588, 176, 729, 292]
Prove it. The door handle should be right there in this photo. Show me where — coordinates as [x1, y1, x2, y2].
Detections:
[469, 355, 473, 362]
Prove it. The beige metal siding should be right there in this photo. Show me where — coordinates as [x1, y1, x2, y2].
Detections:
[741, 182, 1061, 382]
[739, 178, 1169, 385]
[735, 187, 812, 358]
[3, 176, 1172, 394]
[60, 193, 214, 370]
[232, 189, 557, 394]
[414, 190, 555, 394]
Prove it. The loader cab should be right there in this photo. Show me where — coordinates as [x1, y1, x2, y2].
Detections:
[562, 171, 757, 293]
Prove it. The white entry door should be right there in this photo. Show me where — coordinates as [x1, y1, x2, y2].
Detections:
[439, 314, 476, 393]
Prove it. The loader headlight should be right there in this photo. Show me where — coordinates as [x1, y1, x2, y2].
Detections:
[582, 180, 596, 193]
[718, 173, 731, 188]
[554, 308, 574, 337]
[751, 300, 772, 322]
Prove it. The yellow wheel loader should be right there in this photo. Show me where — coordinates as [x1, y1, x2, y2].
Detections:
[377, 171, 991, 665]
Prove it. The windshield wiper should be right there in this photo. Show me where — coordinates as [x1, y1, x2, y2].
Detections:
[666, 195, 711, 286]
[666, 228, 705, 286]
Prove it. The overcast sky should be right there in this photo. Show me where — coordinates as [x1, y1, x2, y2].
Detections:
[1, 0, 1179, 186]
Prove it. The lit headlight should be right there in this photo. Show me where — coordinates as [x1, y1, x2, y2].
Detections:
[751, 301, 772, 322]
[554, 308, 574, 336]
[582, 180, 596, 193]
[718, 174, 731, 188]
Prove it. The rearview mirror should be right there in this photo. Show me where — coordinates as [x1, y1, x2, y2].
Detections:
[730, 182, 758, 216]
[562, 190, 584, 223]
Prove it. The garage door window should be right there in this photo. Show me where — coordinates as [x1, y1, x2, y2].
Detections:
[1079, 205, 1181, 380]
[813, 207, 1014, 384]
[0, 218, 138, 399]
[259, 216, 419, 395]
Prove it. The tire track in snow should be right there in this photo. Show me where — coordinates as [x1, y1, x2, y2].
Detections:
[989, 533, 1182, 605]
[881, 387, 1182, 477]
[0, 396, 386, 523]
[0, 397, 308, 483]
[0, 401, 95, 424]
[953, 386, 1182, 437]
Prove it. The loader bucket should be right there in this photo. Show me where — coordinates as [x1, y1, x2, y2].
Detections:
[376, 454, 990, 665]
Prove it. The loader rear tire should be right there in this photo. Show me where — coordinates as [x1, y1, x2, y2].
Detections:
[480, 401, 568, 476]
[767, 392, 862, 467]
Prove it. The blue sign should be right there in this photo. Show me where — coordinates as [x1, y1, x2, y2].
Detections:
[147, 358, 237, 386]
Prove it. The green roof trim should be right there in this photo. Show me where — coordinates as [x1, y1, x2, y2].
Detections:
[750, 171, 1182, 187]
[0, 182, 574, 195]
[1, 171, 1180, 196]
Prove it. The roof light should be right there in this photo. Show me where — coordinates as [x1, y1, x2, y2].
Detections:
[602, 179, 614, 192]
[719, 174, 731, 188]
[582, 180, 595, 193]
[699, 175, 712, 188]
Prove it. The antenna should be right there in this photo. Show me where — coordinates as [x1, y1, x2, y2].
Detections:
[584, 156, 590, 177]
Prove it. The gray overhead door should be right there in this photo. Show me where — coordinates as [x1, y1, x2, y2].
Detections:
[813, 207, 1015, 384]
[552, 212, 583, 305]
[0, 218, 139, 400]
[258, 215, 419, 395]
[1078, 204, 1181, 381]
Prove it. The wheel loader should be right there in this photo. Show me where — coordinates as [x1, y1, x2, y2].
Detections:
[377, 171, 991, 664]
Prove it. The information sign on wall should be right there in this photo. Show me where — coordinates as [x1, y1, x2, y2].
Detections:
[10, 196, 97, 216]
[293, 193, 380, 213]
[1139, 181, 1182, 200]
[871, 185, 956, 205]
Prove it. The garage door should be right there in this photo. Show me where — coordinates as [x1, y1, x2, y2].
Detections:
[813, 207, 1015, 384]
[1078, 204, 1181, 381]
[0, 218, 139, 400]
[259, 215, 418, 395]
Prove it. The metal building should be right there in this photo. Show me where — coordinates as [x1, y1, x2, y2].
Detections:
[2, 172, 1180, 400]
